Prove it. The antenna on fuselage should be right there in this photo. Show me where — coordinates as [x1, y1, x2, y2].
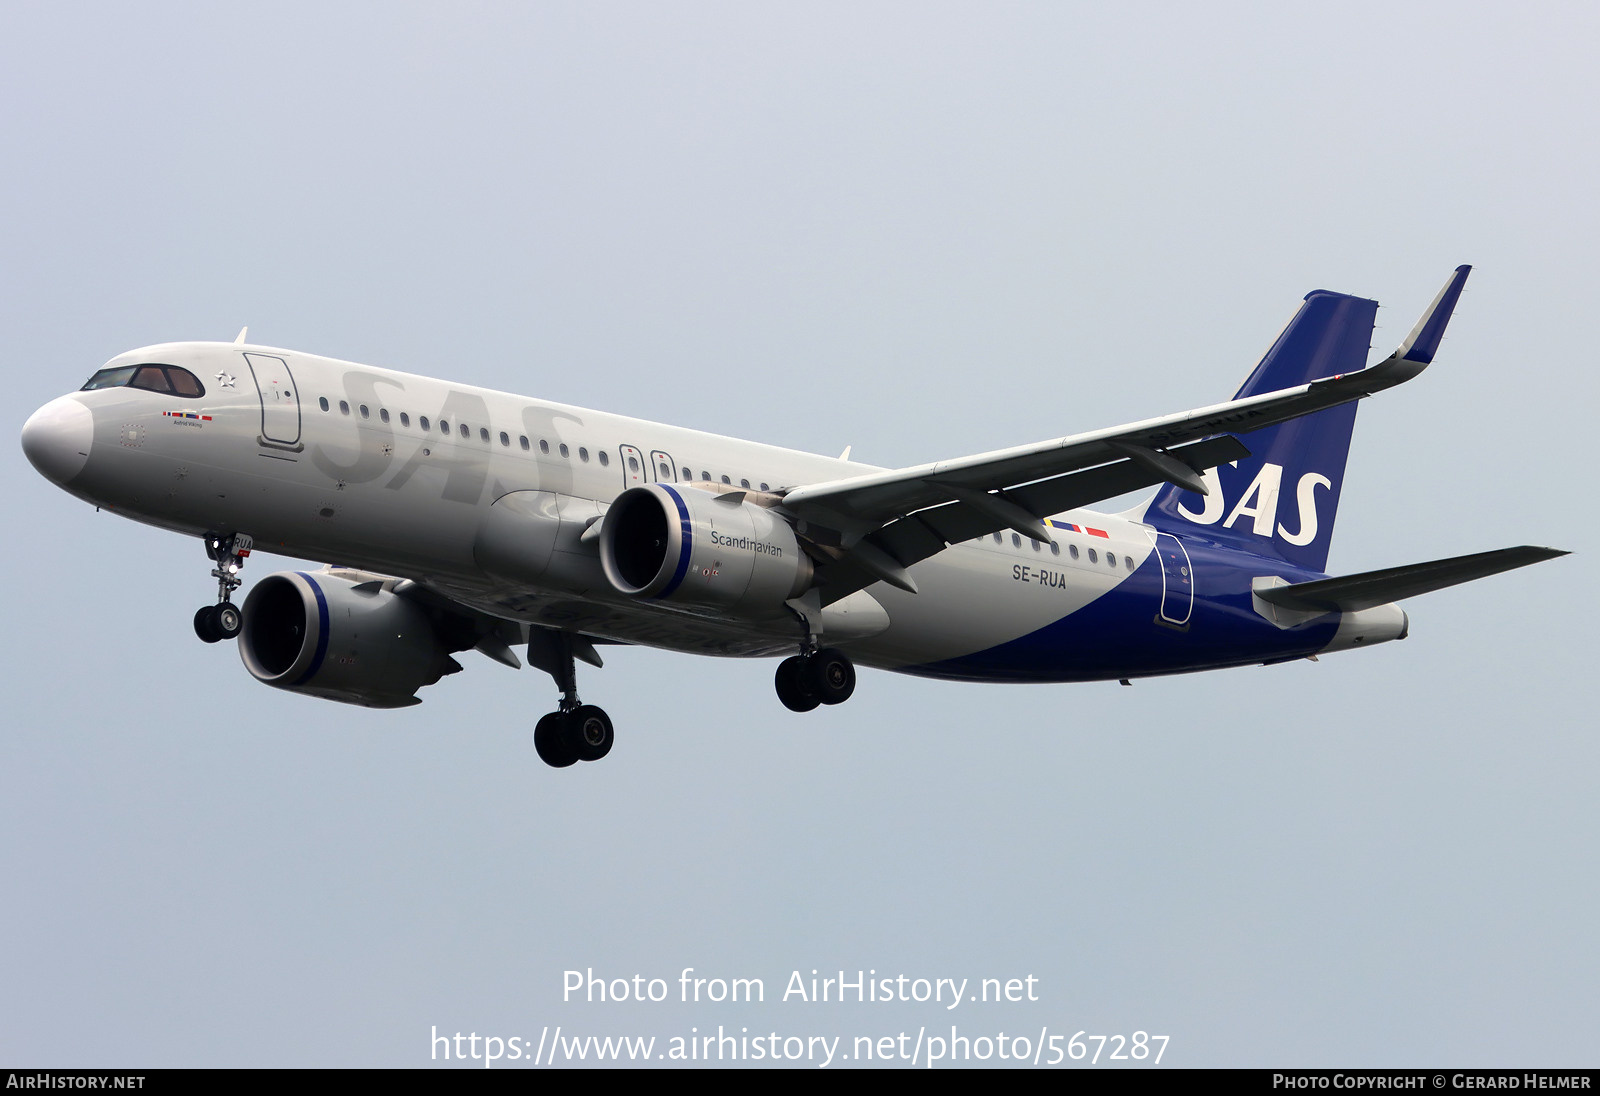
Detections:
[233, 326, 248, 345]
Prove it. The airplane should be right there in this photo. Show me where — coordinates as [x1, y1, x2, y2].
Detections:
[20, 265, 1565, 768]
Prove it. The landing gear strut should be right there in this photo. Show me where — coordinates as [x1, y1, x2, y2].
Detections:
[194, 532, 252, 643]
[527, 628, 614, 768]
[774, 646, 856, 712]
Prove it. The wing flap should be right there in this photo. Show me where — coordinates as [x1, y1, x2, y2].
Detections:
[813, 435, 1250, 604]
[878, 434, 1249, 560]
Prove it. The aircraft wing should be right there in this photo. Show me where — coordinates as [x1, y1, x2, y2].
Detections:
[780, 266, 1470, 601]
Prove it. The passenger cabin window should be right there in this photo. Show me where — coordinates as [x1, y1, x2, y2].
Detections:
[82, 364, 206, 398]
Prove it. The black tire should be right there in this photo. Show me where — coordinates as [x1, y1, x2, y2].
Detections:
[565, 705, 614, 762]
[214, 601, 243, 640]
[534, 712, 578, 768]
[193, 605, 222, 644]
[806, 648, 856, 705]
[775, 656, 820, 712]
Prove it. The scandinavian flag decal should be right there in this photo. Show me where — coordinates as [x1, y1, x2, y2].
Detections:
[1049, 520, 1110, 538]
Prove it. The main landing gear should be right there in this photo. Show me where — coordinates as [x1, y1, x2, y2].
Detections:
[533, 705, 614, 769]
[526, 628, 614, 769]
[774, 647, 856, 712]
[193, 532, 252, 643]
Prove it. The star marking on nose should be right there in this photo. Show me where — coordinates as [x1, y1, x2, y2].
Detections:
[216, 372, 236, 388]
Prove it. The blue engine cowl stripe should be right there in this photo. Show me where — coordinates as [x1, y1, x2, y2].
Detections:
[655, 485, 694, 599]
[291, 571, 332, 687]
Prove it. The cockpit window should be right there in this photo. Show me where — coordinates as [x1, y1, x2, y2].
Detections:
[132, 366, 171, 393]
[80, 366, 138, 391]
[167, 368, 203, 396]
[81, 364, 206, 398]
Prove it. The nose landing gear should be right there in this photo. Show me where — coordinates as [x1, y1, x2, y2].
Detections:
[193, 532, 251, 643]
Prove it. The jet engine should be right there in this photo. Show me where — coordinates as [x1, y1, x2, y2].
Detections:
[238, 571, 461, 708]
[599, 484, 812, 617]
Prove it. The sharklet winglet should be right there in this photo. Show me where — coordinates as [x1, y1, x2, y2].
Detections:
[1395, 264, 1470, 366]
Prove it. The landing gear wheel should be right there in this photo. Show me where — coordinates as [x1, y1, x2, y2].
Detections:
[198, 532, 252, 645]
[806, 647, 856, 705]
[564, 705, 614, 762]
[534, 712, 578, 768]
[213, 601, 242, 640]
[193, 605, 222, 644]
[775, 656, 821, 712]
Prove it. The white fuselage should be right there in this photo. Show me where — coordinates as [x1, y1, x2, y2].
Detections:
[47, 341, 1159, 671]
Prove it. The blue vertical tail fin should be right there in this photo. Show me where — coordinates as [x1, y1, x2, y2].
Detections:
[1144, 267, 1471, 573]
[1143, 288, 1380, 573]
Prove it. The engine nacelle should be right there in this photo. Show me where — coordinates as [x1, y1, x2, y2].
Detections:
[599, 484, 812, 617]
[238, 571, 460, 708]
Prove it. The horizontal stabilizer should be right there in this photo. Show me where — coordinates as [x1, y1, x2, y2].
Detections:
[1255, 545, 1568, 613]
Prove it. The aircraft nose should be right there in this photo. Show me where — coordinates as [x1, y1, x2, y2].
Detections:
[22, 395, 93, 486]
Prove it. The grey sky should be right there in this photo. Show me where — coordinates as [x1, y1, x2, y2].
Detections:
[2, 2, 1593, 1067]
